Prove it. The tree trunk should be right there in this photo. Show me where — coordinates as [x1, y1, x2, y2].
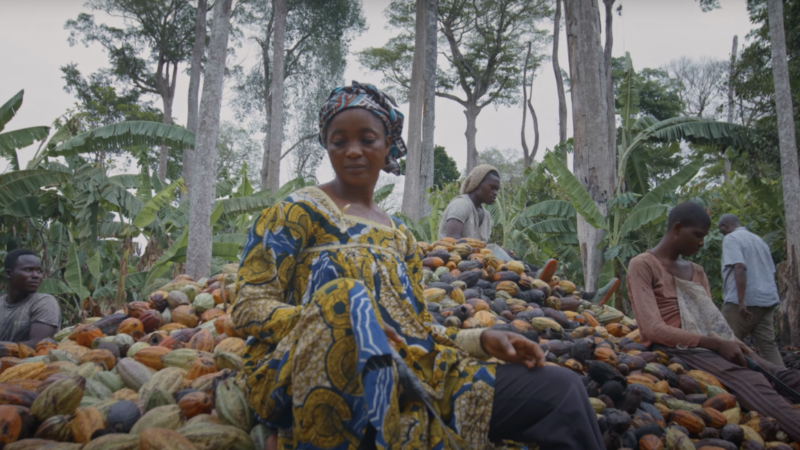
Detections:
[564, 0, 612, 292]
[464, 103, 480, 174]
[420, 0, 438, 217]
[260, 41, 272, 190]
[767, 0, 800, 346]
[521, 42, 532, 166]
[527, 96, 539, 165]
[158, 96, 173, 182]
[265, 0, 287, 192]
[184, 0, 207, 196]
[186, 0, 233, 280]
[401, 0, 429, 221]
[724, 35, 738, 182]
[603, 0, 617, 191]
[553, 0, 568, 145]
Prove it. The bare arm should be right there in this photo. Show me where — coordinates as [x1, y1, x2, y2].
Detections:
[444, 218, 464, 240]
[19, 322, 58, 348]
[732, 263, 753, 321]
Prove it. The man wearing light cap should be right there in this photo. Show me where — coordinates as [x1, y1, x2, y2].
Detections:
[438, 164, 499, 242]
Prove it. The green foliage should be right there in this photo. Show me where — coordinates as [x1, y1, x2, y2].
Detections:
[729, 0, 800, 179]
[400, 145, 460, 189]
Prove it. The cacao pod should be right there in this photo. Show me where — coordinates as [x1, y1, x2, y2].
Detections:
[130, 405, 186, 434]
[0, 404, 22, 447]
[30, 375, 85, 421]
[69, 407, 105, 444]
[215, 377, 252, 432]
[139, 427, 196, 450]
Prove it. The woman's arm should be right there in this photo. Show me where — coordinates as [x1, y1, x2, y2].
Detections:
[627, 257, 702, 348]
[232, 202, 310, 348]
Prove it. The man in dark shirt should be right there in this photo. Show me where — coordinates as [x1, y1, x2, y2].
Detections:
[0, 249, 61, 346]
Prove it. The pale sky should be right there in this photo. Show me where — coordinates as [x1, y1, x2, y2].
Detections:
[0, 0, 756, 190]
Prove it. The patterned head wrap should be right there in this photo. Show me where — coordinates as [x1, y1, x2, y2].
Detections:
[319, 81, 407, 175]
[460, 164, 500, 194]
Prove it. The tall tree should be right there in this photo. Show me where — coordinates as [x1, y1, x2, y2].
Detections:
[767, 0, 800, 346]
[264, 0, 288, 191]
[186, 0, 233, 280]
[184, 0, 207, 195]
[520, 41, 543, 167]
[400, 145, 459, 189]
[552, 0, 568, 144]
[564, 0, 612, 291]
[360, 0, 550, 173]
[66, 0, 197, 181]
[402, 0, 434, 220]
[724, 35, 738, 182]
[420, 0, 438, 216]
[231, 0, 365, 188]
[603, 0, 617, 189]
[666, 56, 725, 118]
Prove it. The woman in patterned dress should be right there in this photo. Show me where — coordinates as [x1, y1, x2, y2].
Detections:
[232, 82, 604, 450]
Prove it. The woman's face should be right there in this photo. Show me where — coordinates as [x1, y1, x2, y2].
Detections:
[474, 174, 500, 205]
[325, 108, 391, 188]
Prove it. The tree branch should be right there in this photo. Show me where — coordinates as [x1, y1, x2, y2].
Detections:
[280, 132, 318, 159]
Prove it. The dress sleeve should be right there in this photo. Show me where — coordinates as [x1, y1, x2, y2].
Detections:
[232, 201, 311, 347]
[627, 256, 701, 348]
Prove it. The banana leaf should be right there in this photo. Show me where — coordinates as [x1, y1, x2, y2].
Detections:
[0, 90, 23, 132]
[65, 242, 90, 301]
[52, 121, 196, 157]
[632, 159, 703, 214]
[544, 152, 606, 230]
[0, 170, 70, 209]
[132, 178, 184, 228]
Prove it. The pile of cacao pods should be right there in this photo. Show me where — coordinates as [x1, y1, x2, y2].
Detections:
[421, 238, 800, 450]
[0, 268, 268, 450]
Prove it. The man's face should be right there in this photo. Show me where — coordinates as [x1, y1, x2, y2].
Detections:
[718, 222, 733, 236]
[475, 174, 500, 205]
[675, 223, 710, 256]
[7, 255, 42, 294]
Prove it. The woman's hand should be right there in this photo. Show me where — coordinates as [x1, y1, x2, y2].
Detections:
[480, 330, 545, 369]
[383, 323, 405, 345]
[714, 338, 748, 367]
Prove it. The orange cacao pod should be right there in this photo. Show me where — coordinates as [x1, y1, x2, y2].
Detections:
[172, 305, 199, 328]
[177, 391, 213, 419]
[78, 349, 116, 370]
[117, 318, 144, 336]
[133, 346, 171, 371]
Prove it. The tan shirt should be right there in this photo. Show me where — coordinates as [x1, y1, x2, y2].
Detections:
[0, 293, 61, 342]
[437, 195, 492, 242]
[627, 252, 711, 348]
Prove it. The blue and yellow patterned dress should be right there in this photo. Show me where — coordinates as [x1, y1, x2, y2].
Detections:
[232, 187, 506, 450]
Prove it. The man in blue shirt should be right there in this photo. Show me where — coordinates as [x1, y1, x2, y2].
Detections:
[718, 214, 784, 367]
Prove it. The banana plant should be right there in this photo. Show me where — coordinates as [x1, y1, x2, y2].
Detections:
[0, 90, 50, 170]
[616, 53, 751, 196]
